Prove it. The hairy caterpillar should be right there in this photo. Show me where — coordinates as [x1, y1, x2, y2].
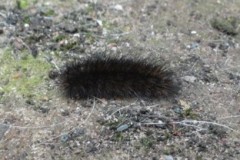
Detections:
[53, 54, 179, 100]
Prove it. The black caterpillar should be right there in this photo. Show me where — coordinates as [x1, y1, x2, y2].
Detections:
[54, 54, 179, 100]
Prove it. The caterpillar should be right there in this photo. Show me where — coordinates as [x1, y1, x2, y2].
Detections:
[53, 53, 180, 100]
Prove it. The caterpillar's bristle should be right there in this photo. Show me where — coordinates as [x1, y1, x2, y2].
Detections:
[57, 54, 179, 100]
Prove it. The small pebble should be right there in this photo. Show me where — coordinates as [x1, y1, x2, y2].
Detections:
[164, 155, 174, 160]
[117, 124, 129, 132]
[113, 4, 123, 11]
[186, 42, 199, 50]
[208, 42, 217, 49]
[182, 76, 197, 83]
[61, 134, 70, 143]
[191, 30, 197, 35]
[24, 23, 29, 28]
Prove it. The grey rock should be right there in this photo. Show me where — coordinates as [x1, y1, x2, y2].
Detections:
[117, 124, 129, 132]
[85, 141, 97, 153]
[0, 124, 9, 140]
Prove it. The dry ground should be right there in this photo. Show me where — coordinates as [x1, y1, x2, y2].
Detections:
[0, 0, 240, 159]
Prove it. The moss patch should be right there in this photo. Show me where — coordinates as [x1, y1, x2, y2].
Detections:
[0, 49, 51, 99]
[211, 17, 239, 36]
[16, 0, 37, 10]
[140, 136, 155, 149]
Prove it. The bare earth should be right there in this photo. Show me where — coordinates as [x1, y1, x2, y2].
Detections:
[0, 0, 240, 159]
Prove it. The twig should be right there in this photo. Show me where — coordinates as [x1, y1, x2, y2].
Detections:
[217, 115, 240, 120]
[173, 119, 238, 132]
